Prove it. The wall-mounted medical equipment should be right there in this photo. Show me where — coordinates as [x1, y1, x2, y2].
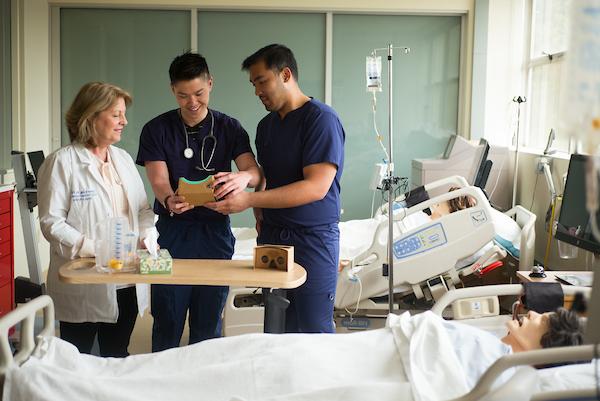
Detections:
[536, 131, 561, 265]
[536, 157, 556, 200]
[11, 151, 45, 301]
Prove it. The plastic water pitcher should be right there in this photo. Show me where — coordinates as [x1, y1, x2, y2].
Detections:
[94, 217, 137, 272]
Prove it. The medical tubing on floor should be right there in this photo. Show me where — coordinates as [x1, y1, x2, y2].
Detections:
[543, 197, 557, 268]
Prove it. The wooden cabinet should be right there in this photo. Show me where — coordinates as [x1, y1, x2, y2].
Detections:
[0, 188, 14, 317]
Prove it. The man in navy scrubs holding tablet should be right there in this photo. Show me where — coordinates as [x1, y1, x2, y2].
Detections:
[207, 44, 345, 333]
[136, 52, 261, 350]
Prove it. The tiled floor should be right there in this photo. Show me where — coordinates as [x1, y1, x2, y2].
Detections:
[128, 313, 190, 355]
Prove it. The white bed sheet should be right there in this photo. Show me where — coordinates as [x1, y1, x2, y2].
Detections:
[537, 361, 599, 393]
[4, 312, 516, 401]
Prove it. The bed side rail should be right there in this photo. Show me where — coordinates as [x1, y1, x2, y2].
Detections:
[0, 295, 55, 375]
[422, 175, 469, 193]
[431, 284, 591, 316]
[450, 344, 599, 401]
[378, 175, 470, 216]
[504, 205, 537, 269]
[394, 185, 490, 223]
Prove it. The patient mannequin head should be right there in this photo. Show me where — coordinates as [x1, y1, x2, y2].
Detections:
[501, 308, 584, 352]
[430, 186, 476, 220]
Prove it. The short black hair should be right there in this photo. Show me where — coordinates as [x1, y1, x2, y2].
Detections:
[169, 52, 210, 84]
[242, 44, 299, 81]
[541, 308, 584, 349]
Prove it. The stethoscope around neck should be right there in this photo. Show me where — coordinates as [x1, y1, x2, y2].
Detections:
[180, 109, 216, 172]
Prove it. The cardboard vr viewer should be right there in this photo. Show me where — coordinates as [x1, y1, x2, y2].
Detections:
[176, 176, 216, 206]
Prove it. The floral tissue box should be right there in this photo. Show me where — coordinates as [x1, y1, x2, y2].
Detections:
[138, 249, 173, 274]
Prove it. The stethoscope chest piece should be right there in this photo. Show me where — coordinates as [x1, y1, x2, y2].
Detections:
[180, 109, 216, 171]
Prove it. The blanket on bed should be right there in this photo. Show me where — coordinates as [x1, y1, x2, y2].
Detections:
[3, 312, 517, 401]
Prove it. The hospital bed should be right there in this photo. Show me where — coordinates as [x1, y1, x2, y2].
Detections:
[225, 176, 536, 335]
[1, 289, 597, 401]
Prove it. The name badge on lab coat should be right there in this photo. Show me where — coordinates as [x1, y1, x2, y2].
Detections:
[71, 189, 97, 202]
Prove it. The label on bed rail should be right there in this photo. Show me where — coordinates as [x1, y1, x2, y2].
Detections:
[393, 223, 447, 259]
[470, 210, 487, 227]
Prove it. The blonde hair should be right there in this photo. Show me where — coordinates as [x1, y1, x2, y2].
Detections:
[447, 186, 476, 213]
[65, 82, 132, 147]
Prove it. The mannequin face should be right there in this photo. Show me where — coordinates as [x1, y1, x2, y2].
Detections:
[502, 311, 550, 352]
[430, 201, 451, 220]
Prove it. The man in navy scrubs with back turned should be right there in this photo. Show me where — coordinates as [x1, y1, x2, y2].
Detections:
[136, 52, 261, 350]
[207, 44, 345, 333]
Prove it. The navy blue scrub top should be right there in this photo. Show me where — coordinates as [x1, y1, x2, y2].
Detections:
[136, 108, 253, 221]
[256, 99, 345, 228]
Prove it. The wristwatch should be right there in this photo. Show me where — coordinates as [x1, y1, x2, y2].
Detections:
[163, 194, 175, 217]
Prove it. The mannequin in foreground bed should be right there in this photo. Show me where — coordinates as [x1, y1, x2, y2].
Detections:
[3, 305, 588, 401]
[501, 308, 584, 353]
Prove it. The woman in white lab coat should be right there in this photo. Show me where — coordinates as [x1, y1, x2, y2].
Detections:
[38, 82, 156, 357]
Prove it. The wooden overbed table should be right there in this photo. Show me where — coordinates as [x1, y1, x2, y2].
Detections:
[59, 258, 307, 334]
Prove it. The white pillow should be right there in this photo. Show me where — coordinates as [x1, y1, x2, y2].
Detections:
[490, 208, 521, 257]
[338, 216, 385, 260]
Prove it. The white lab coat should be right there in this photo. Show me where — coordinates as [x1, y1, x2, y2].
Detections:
[38, 143, 155, 323]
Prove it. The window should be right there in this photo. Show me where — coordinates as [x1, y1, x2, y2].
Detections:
[524, 0, 571, 151]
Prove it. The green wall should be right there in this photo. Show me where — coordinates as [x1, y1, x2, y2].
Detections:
[197, 11, 326, 226]
[60, 8, 190, 205]
[333, 14, 461, 219]
[60, 9, 460, 226]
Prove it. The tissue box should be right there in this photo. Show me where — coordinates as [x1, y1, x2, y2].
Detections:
[138, 249, 173, 274]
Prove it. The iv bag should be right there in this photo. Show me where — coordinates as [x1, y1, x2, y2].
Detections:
[366, 56, 382, 92]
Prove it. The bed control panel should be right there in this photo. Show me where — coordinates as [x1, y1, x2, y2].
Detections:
[451, 296, 500, 319]
[393, 223, 447, 259]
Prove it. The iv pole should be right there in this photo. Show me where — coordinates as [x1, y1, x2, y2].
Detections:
[372, 44, 410, 313]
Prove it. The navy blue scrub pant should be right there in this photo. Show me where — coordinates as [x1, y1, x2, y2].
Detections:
[151, 216, 234, 352]
[59, 286, 138, 357]
[258, 223, 339, 333]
